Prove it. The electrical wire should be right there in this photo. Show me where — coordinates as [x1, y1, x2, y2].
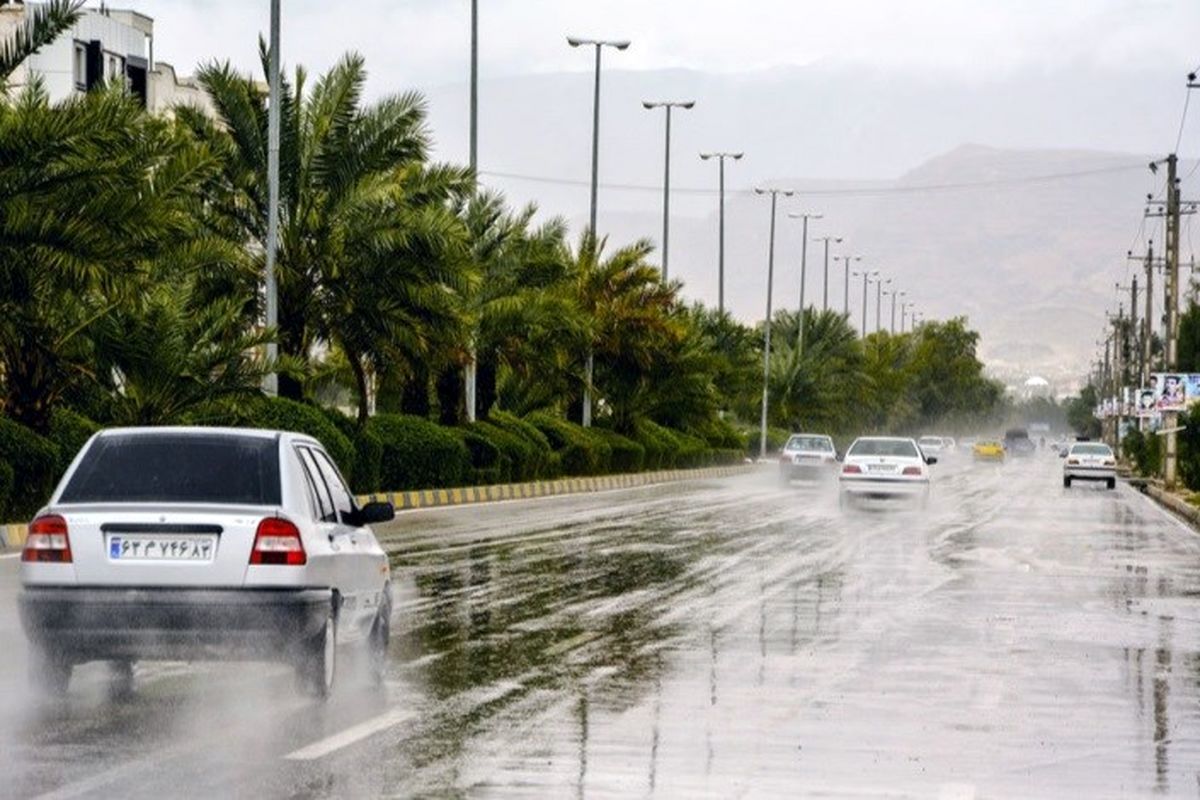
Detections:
[1175, 85, 1192, 154]
[479, 162, 1146, 198]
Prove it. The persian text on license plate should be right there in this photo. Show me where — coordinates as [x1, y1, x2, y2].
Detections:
[106, 534, 217, 561]
[868, 464, 896, 472]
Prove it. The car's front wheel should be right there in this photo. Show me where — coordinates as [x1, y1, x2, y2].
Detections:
[1106, 478, 1117, 490]
[368, 588, 392, 685]
[296, 603, 337, 700]
[29, 647, 72, 697]
[1063, 476, 1072, 488]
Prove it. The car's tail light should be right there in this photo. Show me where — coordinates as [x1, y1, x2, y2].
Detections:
[250, 517, 306, 566]
[902, 466, 923, 476]
[1103, 459, 1116, 466]
[1067, 458, 1080, 465]
[842, 464, 862, 474]
[22, 515, 72, 563]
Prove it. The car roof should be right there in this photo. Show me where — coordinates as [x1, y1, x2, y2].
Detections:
[788, 433, 833, 439]
[853, 436, 915, 443]
[96, 426, 318, 445]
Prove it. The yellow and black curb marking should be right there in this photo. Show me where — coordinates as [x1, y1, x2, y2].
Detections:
[355, 463, 754, 511]
[0, 464, 755, 552]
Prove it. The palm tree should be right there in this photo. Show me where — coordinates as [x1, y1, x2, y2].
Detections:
[0, 0, 83, 85]
[180, 49, 468, 405]
[0, 83, 219, 432]
[768, 308, 869, 433]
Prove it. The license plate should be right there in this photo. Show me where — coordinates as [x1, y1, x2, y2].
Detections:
[106, 534, 217, 562]
[868, 464, 897, 473]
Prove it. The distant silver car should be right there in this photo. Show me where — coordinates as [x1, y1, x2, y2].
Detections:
[1062, 442, 1117, 489]
[19, 427, 395, 699]
[778, 433, 838, 484]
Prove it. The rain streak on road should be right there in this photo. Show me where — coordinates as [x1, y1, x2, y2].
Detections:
[1, 453, 1199, 798]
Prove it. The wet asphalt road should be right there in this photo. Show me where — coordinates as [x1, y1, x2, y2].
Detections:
[1, 453, 1199, 798]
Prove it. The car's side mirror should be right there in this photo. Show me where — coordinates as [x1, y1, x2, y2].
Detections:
[348, 501, 395, 527]
[1058, 451, 1068, 459]
[925, 456, 938, 465]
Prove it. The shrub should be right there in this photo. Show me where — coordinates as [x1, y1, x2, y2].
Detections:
[367, 414, 470, 490]
[455, 426, 506, 484]
[632, 419, 674, 470]
[244, 397, 356, 477]
[489, 411, 557, 478]
[472, 421, 537, 482]
[670, 429, 710, 468]
[0, 418, 60, 519]
[526, 411, 611, 475]
[592, 427, 645, 473]
[320, 408, 382, 494]
[47, 408, 100, 474]
[745, 426, 791, 457]
[690, 417, 744, 450]
[0, 460, 14, 521]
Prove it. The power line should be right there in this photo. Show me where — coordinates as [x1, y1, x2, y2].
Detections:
[1175, 85, 1191, 154]
[479, 161, 1146, 198]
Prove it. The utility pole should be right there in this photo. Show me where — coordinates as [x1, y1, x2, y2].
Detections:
[900, 301, 911, 333]
[754, 188, 794, 459]
[465, 0, 480, 421]
[263, 0, 281, 397]
[836, 255, 860, 316]
[644, 100, 695, 280]
[814, 236, 842, 312]
[1128, 243, 1154, 385]
[889, 290, 905, 334]
[853, 270, 877, 339]
[789, 212, 822, 354]
[700, 151, 743, 314]
[875, 277, 891, 333]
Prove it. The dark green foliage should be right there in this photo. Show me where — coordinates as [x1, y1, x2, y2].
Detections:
[745, 426, 791, 456]
[690, 417, 744, 450]
[526, 411, 612, 475]
[470, 422, 535, 481]
[592, 427, 645, 473]
[0, 417, 59, 519]
[455, 427, 505, 484]
[1122, 427, 1161, 479]
[489, 411, 558, 478]
[319, 407, 382, 494]
[367, 413, 470, 490]
[47, 408, 100, 473]
[243, 397, 356, 476]
[0, 459, 13, 521]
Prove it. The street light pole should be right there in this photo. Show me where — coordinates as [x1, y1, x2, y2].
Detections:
[836, 255, 860, 317]
[569, 36, 629, 428]
[788, 213, 822, 355]
[263, 0, 281, 397]
[891, 290, 905, 334]
[644, 100, 695, 280]
[876, 277, 891, 333]
[814, 236, 841, 312]
[700, 151, 743, 314]
[755, 187, 794, 459]
[568, 37, 630, 238]
[853, 270, 878, 338]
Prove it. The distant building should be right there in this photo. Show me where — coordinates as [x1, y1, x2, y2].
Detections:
[1021, 375, 1052, 400]
[1, 2, 214, 118]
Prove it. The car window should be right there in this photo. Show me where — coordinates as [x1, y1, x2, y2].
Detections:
[1071, 444, 1113, 456]
[848, 439, 919, 458]
[785, 436, 834, 451]
[60, 434, 281, 505]
[918, 437, 941, 446]
[297, 446, 336, 522]
[311, 449, 355, 520]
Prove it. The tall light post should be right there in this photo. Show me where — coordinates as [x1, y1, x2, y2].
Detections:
[890, 290, 905, 334]
[900, 301, 911, 333]
[853, 270, 878, 338]
[568, 36, 629, 428]
[464, 0, 481, 420]
[263, 0, 281, 397]
[788, 212, 822, 354]
[755, 187, 794, 459]
[700, 151, 743, 314]
[875, 277, 892, 333]
[644, 100, 695, 280]
[835, 255, 861, 316]
[814, 236, 842, 312]
[567, 36, 630, 237]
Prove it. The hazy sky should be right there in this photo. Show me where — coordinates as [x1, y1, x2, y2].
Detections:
[135, 0, 1199, 91]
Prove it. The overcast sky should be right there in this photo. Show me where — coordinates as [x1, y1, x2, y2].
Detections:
[135, 0, 1199, 91]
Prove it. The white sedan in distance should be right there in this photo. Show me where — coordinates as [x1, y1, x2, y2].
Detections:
[839, 436, 936, 509]
[1062, 441, 1117, 489]
[778, 433, 839, 485]
[19, 427, 395, 700]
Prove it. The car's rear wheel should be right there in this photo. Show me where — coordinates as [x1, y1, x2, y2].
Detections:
[1063, 476, 1072, 488]
[368, 590, 392, 685]
[296, 603, 337, 700]
[29, 647, 72, 697]
[1107, 478, 1117, 490]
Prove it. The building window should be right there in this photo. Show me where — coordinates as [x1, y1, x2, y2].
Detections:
[105, 53, 126, 86]
[73, 42, 87, 91]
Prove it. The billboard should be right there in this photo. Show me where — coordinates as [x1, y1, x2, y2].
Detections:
[1149, 373, 1200, 412]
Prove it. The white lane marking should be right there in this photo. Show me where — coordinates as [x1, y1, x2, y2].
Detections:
[283, 706, 416, 761]
[0, 551, 21, 559]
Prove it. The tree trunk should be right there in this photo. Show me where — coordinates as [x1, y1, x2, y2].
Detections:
[401, 362, 431, 418]
[3, 327, 59, 434]
[436, 365, 464, 426]
[349, 355, 371, 424]
[476, 355, 498, 420]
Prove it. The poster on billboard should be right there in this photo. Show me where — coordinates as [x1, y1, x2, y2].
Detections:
[1136, 386, 1159, 417]
[1152, 372, 1193, 411]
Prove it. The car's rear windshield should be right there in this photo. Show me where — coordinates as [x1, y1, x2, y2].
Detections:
[784, 436, 833, 452]
[1071, 444, 1113, 456]
[849, 439, 918, 458]
[60, 433, 281, 505]
[918, 437, 942, 445]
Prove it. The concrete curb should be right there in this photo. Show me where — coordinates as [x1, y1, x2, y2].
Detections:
[0, 463, 758, 554]
[355, 463, 757, 511]
[1145, 484, 1200, 528]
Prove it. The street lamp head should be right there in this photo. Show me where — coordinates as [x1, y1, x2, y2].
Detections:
[566, 36, 587, 47]
[700, 152, 713, 160]
[680, 101, 696, 109]
[782, 190, 795, 197]
[732, 152, 744, 160]
[754, 187, 766, 196]
[642, 101, 656, 109]
[612, 40, 631, 50]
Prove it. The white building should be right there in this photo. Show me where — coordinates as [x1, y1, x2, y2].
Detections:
[1, 2, 214, 118]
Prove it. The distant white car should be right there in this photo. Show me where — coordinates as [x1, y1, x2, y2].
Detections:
[839, 436, 935, 508]
[917, 436, 947, 458]
[778, 433, 839, 484]
[20, 427, 395, 699]
[1062, 442, 1117, 489]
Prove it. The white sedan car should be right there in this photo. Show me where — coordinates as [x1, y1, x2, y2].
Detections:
[839, 436, 935, 508]
[1062, 442, 1117, 489]
[20, 427, 394, 699]
[778, 433, 839, 484]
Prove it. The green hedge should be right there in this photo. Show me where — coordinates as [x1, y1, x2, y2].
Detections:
[526, 411, 613, 475]
[244, 397, 356, 477]
[367, 413, 470, 490]
[745, 426, 791, 456]
[320, 407, 382, 494]
[592, 427, 645, 473]
[455, 426, 506, 484]
[47, 408, 100, 474]
[489, 411, 558, 478]
[0, 460, 13, 522]
[0, 418, 60, 520]
[691, 417, 744, 450]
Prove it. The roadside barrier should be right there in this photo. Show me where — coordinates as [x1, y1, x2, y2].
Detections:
[0, 463, 757, 552]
